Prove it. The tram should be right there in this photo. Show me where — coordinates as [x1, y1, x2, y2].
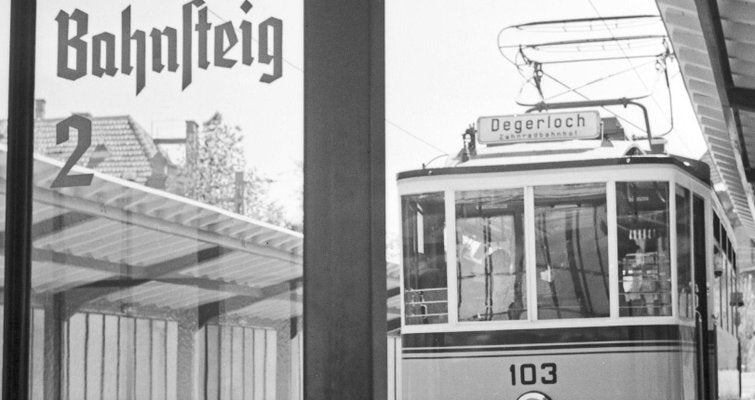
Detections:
[397, 112, 743, 400]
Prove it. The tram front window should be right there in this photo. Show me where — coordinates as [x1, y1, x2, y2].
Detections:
[402, 192, 448, 324]
[534, 183, 609, 319]
[456, 189, 526, 321]
[617, 182, 671, 317]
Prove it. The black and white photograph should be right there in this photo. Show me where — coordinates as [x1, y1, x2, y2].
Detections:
[1, 0, 754, 399]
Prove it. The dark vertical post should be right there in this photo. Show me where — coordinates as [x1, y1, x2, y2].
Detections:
[303, 1, 386, 399]
[43, 295, 64, 400]
[3, 0, 37, 400]
[693, 196, 710, 400]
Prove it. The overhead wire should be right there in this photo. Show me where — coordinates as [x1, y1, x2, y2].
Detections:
[498, 8, 677, 140]
[386, 120, 448, 155]
[586, 0, 672, 127]
[540, 71, 650, 134]
[503, 38, 648, 133]
[542, 58, 657, 102]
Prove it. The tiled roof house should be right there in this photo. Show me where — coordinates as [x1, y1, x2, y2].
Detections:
[0, 100, 173, 188]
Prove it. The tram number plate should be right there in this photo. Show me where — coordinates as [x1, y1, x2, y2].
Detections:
[509, 363, 557, 385]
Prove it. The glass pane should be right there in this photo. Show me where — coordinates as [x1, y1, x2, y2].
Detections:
[402, 192, 447, 325]
[26, 1, 303, 399]
[714, 246, 722, 324]
[534, 183, 609, 319]
[676, 185, 692, 319]
[730, 272, 735, 333]
[0, 0, 9, 389]
[724, 260, 730, 330]
[617, 182, 670, 317]
[456, 189, 526, 322]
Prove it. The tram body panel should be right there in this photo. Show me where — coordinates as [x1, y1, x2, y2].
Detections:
[401, 324, 696, 400]
[402, 347, 691, 400]
[716, 328, 739, 399]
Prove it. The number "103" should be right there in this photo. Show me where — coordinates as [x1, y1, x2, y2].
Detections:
[509, 363, 557, 385]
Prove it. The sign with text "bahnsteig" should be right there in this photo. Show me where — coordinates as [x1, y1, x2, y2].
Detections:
[477, 111, 601, 144]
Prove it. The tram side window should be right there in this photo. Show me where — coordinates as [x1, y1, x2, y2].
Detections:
[676, 186, 693, 319]
[724, 258, 730, 331]
[534, 183, 609, 319]
[456, 189, 526, 322]
[401, 192, 448, 325]
[616, 182, 671, 317]
[730, 268, 735, 333]
[713, 245, 722, 325]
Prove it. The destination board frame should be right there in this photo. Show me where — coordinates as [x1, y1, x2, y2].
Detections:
[477, 110, 601, 145]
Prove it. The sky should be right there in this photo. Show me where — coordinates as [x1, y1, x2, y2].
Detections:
[384, 0, 707, 246]
[0, 0, 709, 243]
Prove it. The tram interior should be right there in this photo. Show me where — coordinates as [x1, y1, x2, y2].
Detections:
[400, 177, 742, 328]
[616, 182, 671, 317]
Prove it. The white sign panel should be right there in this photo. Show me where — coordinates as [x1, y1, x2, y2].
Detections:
[477, 111, 601, 144]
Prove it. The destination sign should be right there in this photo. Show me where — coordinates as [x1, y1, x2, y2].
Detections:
[477, 111, 601, 144]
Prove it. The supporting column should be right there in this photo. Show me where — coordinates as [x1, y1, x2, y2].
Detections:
[3, 0, 37, 399]
[303, 1, 386, 400]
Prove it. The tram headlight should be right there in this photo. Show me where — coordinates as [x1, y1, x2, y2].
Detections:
[516, 391, 552, 400]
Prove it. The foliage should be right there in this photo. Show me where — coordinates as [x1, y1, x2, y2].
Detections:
[167, 112, 292, 229]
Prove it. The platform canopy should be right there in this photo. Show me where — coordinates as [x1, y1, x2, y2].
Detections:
[657, 0, 755, 270]
[0, 145, 305, 324]
[0, 145, 402, 324]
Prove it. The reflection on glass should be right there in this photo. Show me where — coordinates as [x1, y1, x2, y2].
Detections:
[402, 192, 447, 325]
[724, 258, 729, 330]
[456, 189, 526, 322]
[12, 0, 304, 398]
[730, 272, 735, 332]
[676, 185, 693, 319]
[0, 0, 8, 389]
[535, 183, 609, 319]
[617, 182, 670, 317]
[714, 247, 722, 324]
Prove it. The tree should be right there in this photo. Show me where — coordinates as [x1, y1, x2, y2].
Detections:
[167, 112, 294, 229]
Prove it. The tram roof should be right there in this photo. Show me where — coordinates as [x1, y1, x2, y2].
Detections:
[458, 139, 641, 167]
[398, 139, 710, 184]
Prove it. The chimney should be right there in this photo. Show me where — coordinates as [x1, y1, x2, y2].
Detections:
[185, 120, 199, 167]
[34, 99, 46, 120]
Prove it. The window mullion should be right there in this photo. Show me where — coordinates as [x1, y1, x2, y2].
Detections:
[525, 186, 537, 321]
[445, 189, 458, 325]
[670, 180, 678, 319]
[607, 181, 619, 319]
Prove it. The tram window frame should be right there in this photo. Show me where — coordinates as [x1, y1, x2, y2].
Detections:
[675, 185, 694, 320]
[401, 192, 449, 325]
[455, 188, 528, 322]
[724, 259, 730, 331]
[615, 181, 672, 318]
[730, 264, 736, 333]
[533, 183, 610, 320]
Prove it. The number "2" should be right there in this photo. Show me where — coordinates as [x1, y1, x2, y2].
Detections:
[51, 115, 94, 188]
